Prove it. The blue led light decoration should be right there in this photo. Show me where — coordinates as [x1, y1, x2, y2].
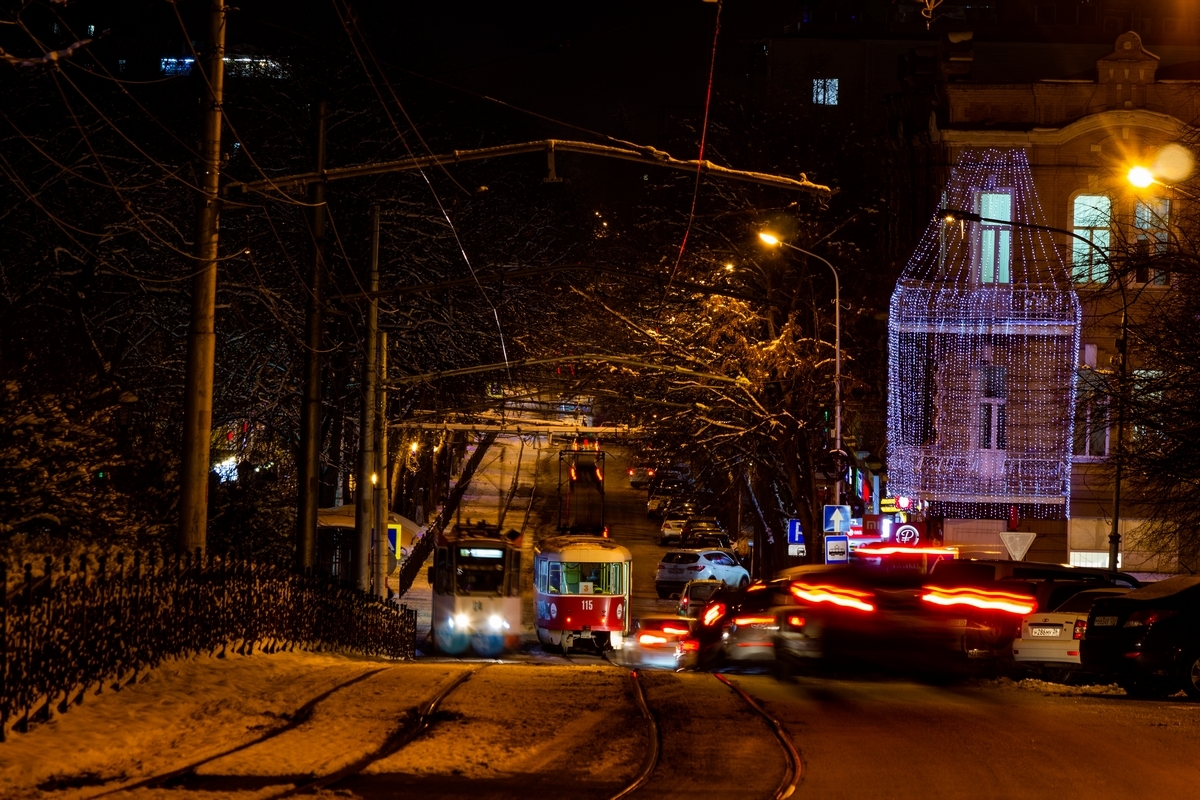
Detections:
[887, 148, 1081, 520]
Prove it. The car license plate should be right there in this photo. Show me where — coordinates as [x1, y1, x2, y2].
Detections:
[1094, 616, 1118, 627]
[1029, 626, 1061, 637]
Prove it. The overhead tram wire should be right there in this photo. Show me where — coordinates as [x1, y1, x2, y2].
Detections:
[333, 0, 512, 380]
[659, 0, 723, 316]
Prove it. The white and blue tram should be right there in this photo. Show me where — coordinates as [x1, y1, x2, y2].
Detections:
[429, 521, 523, 656]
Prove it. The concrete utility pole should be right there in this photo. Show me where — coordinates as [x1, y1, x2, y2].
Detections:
[355, 205, 380, 590]
[374, 332, 388, 597]
[178, 0, 226, 555]
[296, 100, 328, 570]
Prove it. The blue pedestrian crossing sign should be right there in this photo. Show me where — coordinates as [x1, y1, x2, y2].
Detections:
[823, 504, 852, 533]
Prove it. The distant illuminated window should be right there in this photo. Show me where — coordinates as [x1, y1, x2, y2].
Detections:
[118, 59, 126, 73]
[161, 57, 195, 76]
[1134, 197, 1170, 285]
[1070, 551, 1120, 568]
[87, 25, 95, 37]
[1071, 194, 1110, 283]
[975, 191, 1012, 284]
[812, 78, 839, 105]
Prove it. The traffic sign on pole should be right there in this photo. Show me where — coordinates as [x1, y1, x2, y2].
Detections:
[823, 505, 851, 533]
[1000, 531, 1036, 561]
[786, 519, 806, 557]
[825, 535, 849, 564]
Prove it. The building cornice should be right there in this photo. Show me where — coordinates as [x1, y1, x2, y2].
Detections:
[935, 109, 1196, 147]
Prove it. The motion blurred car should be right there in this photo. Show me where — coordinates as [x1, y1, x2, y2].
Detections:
[928, 559, 1140, 589]
[626, 464, 656, 489]
[1081, 575, 1200, 699]
[620, 616, 702, 671]
[655, 550, 750, 598]
[677, 579, 727, 618]
[1012, 587, 1131, 680]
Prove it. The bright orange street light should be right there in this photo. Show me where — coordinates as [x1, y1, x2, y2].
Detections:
[1127, 165, 1155, 189]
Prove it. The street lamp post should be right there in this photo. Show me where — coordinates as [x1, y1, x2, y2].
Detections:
[758, 232, 843, 505]
[939, 208, 1122, 571]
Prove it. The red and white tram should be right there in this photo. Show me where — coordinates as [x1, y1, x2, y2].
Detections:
[534, 535, 632, 653]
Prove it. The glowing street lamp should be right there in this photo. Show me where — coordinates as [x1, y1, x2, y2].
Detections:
[1127, 165, 1155, 189]
[758, 231, 844, 503]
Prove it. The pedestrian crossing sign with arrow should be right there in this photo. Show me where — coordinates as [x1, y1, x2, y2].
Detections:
[824, 505, 851, 533]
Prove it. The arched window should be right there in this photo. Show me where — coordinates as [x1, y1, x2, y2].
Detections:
[1071, 194, 1110, 283]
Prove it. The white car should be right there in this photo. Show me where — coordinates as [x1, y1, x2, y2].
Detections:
[659, 517, 686, 546]
[1013, 587, 1131, 679]
[655, 550, 750, 599]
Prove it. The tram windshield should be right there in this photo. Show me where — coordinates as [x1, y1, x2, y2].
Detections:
[455, 547, 506, 594]
[538, 561, 624, 596]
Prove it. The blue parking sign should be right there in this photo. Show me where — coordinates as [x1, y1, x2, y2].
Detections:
[786, 519, 805, 545]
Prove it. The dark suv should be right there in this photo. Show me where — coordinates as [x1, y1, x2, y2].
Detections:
[1080, 575, 1200, 699]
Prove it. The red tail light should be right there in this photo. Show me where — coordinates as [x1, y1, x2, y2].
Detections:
[678, 639, 700, 652]
[627, 468, 635, 476]
[686, 565, 705, 571]
[1124, 609, 1178, 628]
[638, 633, 667, 645]
[787, 615, 806, 628]
[920, 586, 1036, 616]
[661, 625, 690, 636]
[648, 469, 655, 476]
[702, 602, 726, 627]
[790, 582, 876, 613]
[733, 615, 776, 626]
[1073, 619, 1086, 640]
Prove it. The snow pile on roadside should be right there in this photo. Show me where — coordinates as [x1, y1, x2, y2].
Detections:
[1013, 677, 1127, 696]
[0, 650, 385, 798]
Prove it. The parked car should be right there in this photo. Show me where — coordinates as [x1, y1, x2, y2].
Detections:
[660, 517, 687, 546]
[1081, 575, 1200, 699]
[647, 480, 688, 518]
[1012, 587, 1132, 680]
[680, 517, 723, 545]
[655, 550, 751, 598]
[619, 616, 703, 671]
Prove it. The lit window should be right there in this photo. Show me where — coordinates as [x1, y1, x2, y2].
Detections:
[118, 59, 126, 73]
[160, 57, 195, 76]
[87, 25, 95, 37]
[977, 365, 1006, 450]
[1134, 197, 1170, 285]
[1071, 194, 1110, 283]
[975, 191, 1012, 284]
[1070, 551, 1120, 569]
[812, 78, 839, 105]
[1073, 369, 1108, 459]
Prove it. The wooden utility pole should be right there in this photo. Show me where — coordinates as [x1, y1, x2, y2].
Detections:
[179, 0, 226, 555]
[355, 205, 380, 590]
[374, 332, 388, 597]
[296, 100, 327, 569]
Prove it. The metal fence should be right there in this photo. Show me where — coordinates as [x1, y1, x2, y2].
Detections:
[0, 549, 417, 740]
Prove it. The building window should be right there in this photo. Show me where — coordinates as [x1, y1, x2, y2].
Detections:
[87, 24, 95, 37]
[118, 59, 126, 73]
[812, 78, 839, 106]
[1134, 197, 1170, 285]
[1073, 367, 1109, 460]
[975, 191, 1012, 284]
[978, 365, 1007, 450]
[1070, 551, 1120, 568]
[1072, 194, 1110, 283]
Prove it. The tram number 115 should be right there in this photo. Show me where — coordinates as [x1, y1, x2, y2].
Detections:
[581, 599, 593, 610]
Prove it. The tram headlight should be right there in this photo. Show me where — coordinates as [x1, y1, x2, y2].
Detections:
[488, 614, 504, 631]
[454, 613, 470, 630]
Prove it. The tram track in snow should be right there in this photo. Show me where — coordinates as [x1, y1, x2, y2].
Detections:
[714, 673, 803, 800]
